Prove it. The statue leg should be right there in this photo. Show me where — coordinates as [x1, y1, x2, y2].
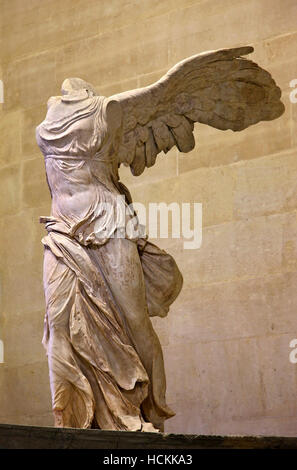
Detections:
[94, 236, 175, 430]
[43, 247, 94, 428]
[42, 237, 174, 430]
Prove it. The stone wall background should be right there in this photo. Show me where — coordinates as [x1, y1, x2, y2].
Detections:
[0, 0, 297, 435]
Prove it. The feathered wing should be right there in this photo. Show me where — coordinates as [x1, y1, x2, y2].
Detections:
[109, 46, 285, 176]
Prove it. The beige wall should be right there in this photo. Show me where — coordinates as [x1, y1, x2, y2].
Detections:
[0, 0, 297, 435]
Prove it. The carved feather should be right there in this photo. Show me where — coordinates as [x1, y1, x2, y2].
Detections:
[110, 46, 285, 176]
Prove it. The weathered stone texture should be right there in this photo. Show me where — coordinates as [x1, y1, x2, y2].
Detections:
[0, 0, 296, 436]
[2, 423, 297, 448]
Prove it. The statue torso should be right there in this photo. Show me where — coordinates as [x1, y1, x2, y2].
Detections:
[36, 95, 138, 245]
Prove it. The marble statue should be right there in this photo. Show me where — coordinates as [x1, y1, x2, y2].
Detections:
[36, 46, 284, 431]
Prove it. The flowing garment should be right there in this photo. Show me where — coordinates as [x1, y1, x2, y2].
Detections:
[36, 92, 183, 431]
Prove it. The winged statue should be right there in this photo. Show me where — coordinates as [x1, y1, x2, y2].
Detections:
[36, 46, 284, 432]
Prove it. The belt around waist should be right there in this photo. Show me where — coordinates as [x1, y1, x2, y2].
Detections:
[44, 154, 114, 163]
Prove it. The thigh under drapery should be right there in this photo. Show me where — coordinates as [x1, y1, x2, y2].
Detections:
[89, 238, 175, 424]
[42, 235, 174, 430]
[43, 247, 95, 428]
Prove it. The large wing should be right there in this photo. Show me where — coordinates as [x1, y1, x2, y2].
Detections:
[110, 46, 285, 176]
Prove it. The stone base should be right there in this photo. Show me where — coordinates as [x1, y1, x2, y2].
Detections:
[0, 424, 297, 449]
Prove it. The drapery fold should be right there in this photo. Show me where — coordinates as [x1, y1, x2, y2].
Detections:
[42, 231, 181, 430]
[36, 87, 182, 431]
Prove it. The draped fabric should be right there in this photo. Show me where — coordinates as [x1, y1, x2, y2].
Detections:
[36, 90, 182, 430]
